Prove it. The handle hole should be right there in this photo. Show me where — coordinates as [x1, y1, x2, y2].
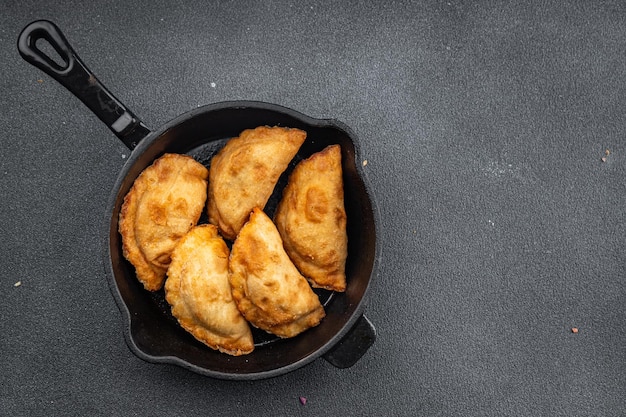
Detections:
[35, 36, 69, 71]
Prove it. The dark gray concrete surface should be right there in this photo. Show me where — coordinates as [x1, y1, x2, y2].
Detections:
[2, 1, 625, 416]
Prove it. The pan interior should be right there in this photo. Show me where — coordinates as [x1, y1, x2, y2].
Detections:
[106, 103, 376, 378]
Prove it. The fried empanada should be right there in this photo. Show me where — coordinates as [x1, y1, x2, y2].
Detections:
[229, 208, 325, 338]
[207, 126, 306, 240]
[165, 225, 254, 356]
[119, 153, 209, 291]
[274, 145, 348, 292]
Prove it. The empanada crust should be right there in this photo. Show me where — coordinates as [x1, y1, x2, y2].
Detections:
[229, 208, 325, 338]
[165, 224, 254, 356]
[207, 126, 306, 240]
[119, 153, 209, 291]
[274, 145, 348, 292]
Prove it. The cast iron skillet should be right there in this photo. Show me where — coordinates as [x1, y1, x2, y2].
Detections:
[18, 20, 379, 380]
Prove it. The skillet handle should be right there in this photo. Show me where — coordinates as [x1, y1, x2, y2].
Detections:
[17, 20, 150, 150]
[323, 315, 376, 369]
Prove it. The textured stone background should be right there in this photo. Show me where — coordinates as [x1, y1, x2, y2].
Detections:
[2, 1, 625, 416]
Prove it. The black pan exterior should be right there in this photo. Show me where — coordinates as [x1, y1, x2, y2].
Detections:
[19, 20, 379, 380]
[103, 101, 379, 380]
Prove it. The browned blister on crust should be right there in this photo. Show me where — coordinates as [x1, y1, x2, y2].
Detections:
[207, 126, 306, 241]
[119, 153, 209, 291]
[165, 225, 254, 356]
[229, 208, 325, 338]
[274, 145, 348, 292]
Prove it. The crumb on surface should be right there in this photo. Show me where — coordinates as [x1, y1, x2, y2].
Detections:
[299, 396, 307, 405]
[362, 160, 368, 166]
[571, 327, 579, 334]
[14, 281, 21, 287]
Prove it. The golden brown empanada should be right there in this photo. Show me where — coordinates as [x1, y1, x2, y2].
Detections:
[274, 145, 348, 292]
[119, 153, 209, 291]
[207, 126, 306, 240]
[165, 225, 254, 356]
[229, 207, 325, 338]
